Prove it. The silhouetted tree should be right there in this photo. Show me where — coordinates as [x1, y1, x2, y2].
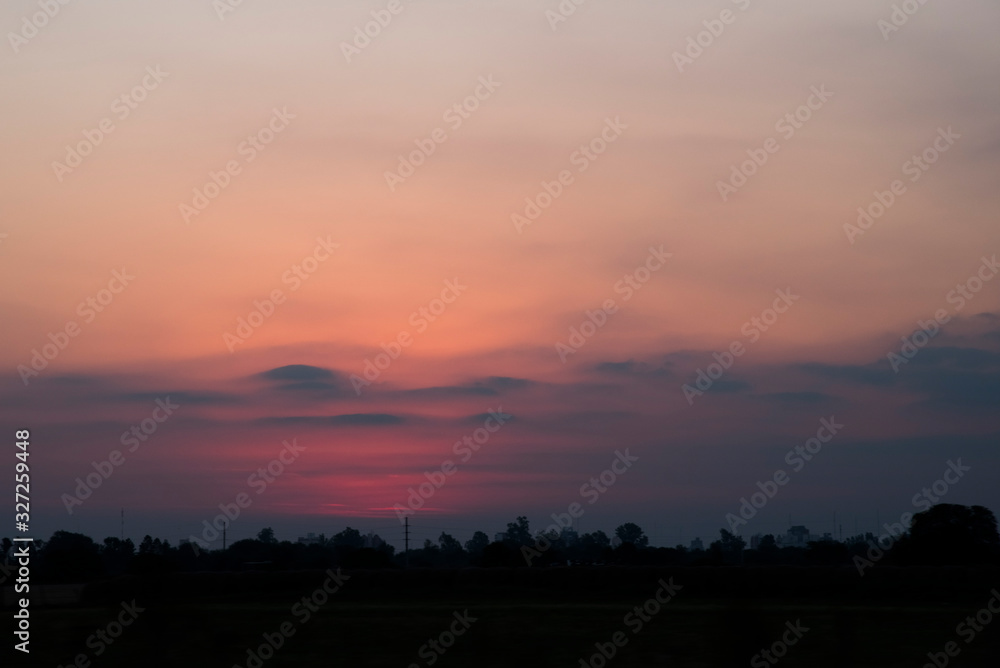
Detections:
[132, 535, 177, 574]
[805, 540, 849, 565]
[438, 532, 466, 565]
[465, 531, 490, 559]
[481, 541, 518, 567]
[332, 527, 364, 549]
[505, 516, 532, 547]
[38, 531, 103, 582]
[257, 527, 277, 545]
[615, 522, 649, 549]
[100, 537, 135, 575]
[709, 530, 746, 564]
[139, 535, 156, 555]
[578, 530, 611, 562]
[439, 532, 462, 553]
[897, 504, 1000, 565]
[227, 538, 271, 564]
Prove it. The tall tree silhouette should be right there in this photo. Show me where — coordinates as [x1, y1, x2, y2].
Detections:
[900, 504, 1000, 564]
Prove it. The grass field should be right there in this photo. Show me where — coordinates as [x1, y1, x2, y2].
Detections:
[27, 596, 1000, 667]
[10, 567, 1000, 666]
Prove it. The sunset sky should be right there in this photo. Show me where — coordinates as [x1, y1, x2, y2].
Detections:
[2, 0, 998, 550]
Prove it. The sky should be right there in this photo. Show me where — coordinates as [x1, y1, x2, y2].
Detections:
[1, 0, 998, 551]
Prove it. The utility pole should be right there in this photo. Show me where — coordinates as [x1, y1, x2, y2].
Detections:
[120, 508, 124, 542]
[404, 517, 409, 568]
[223, 521, 227, 551]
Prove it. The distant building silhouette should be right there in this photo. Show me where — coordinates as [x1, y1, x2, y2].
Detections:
[690, 537, 704, 551]
[297, 532, 322, 546]
[779, 525, 814, 548]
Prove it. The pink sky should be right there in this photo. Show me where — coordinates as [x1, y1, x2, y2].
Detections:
[2, 0, 999, 548]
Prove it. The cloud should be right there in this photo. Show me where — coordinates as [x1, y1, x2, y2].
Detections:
[797, 362, 896, 387]
[760, 391, 834, 405]
[258, 365, 336, 382]
[906, 346, 1000, 370]
[256, 364, 357, 398]
[388, 375, 536, 400]
[711, 379, 752, 394]
[792, 337, 1000, 411]
[593, 359, 674, 379]
[43, 373, 112, 387]
[270, 380, 346, 393]
[393, 385, 498, 399]
[462, 411, 517, 425]
[113, 390, 243, 406]
[903, 365, 1000, 410]
[479, 376, 535, 391]
[2, 373, 245, 408]
[258, 413, 407, 427]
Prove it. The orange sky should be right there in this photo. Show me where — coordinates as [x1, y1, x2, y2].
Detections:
[2, 0, 999, 548]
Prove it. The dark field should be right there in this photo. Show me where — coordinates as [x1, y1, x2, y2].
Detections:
[14, 567, 1000, 667]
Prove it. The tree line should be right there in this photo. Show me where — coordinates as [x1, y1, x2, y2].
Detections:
[2, 504, 997, 585]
